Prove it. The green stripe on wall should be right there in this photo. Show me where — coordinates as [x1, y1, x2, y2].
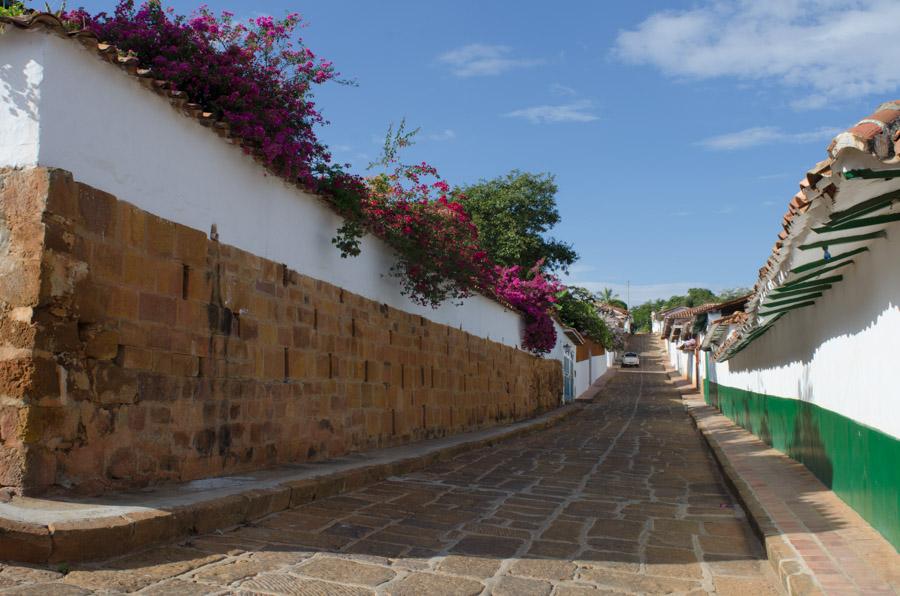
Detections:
[703, 353, 711, 406]
[707, 381, 900, 550]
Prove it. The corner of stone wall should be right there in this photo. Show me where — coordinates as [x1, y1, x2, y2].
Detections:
[0, 167, 49, 496]
[0, 167, 97, 496]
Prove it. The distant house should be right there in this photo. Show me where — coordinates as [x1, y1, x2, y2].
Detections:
[596, 302, 633, 333]
[660, 296, 749, 388]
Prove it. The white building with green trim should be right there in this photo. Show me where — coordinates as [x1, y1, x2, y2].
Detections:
[702, 101, 900, 550]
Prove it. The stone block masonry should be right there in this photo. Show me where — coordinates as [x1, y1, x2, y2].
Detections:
[0, 167, 562, 496]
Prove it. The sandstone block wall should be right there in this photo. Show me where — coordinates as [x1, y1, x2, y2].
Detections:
[0, 168, 562, 496]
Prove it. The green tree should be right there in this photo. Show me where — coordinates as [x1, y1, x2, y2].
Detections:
[597, 287, 619, 303]
[630, 286, 747, 333]
[607, 298, 628, 310]
[0, 0, 25, 16]
[685, 288, 718, 307]
[460, 170, 577, 273]
[717, 287, 751, 300]
[631, 299, 664, 332]
[555, 287, 613, 348]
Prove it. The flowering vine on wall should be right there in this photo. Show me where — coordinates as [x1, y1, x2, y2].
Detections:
[63, 1, 341, 186]
[54, 1, 567, 355]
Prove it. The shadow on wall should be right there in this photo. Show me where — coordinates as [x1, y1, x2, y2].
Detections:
[1, 58, 40, 121]
[715, 368, 834, 489]
[788, 399, 833, 488]
[729, 219, 900, 374]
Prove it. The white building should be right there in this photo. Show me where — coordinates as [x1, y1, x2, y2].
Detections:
[703, 102, 900, 550]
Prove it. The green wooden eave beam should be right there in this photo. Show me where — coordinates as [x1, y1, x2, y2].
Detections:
[763, 292, 823, 309]
[718, 314, 784, 362]
[769, 283, 833, 298]
[758, 300, 816, 317]
[814, 212, 900, 233]
[843, 168, 900, 180]
[780, 265, 851, 290]
[774, 274, 843, 293]
[799, 230, 886, 250]
[729, 321, 776, 349]
[723, 327, 771, 359]
[826, 188, 900, 225]
[790, 246, 867, 274]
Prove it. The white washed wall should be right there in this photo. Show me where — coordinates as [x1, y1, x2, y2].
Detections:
[547, 320, 575, 365]
[0, 29, 553, 355]
[574, 359, 589, 399]
[0, 29, 41, 167]
[573, 352, 609, 398]
[712, 218, 900, 439]
[666, 341, 678, 369]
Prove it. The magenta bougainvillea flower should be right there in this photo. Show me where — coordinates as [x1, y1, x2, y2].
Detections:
[63, 1, 339, 186]
[61, 2, 562, 355]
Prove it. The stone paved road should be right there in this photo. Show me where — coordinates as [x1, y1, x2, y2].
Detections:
[0, 336, 781, 595]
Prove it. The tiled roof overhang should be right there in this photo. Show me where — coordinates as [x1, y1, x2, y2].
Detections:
[715, 101, 900, 362]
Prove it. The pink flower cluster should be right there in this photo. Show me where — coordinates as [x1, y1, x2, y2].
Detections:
[332, 161, 493, 308]
[327, 160, 561, 354]
[61, 2, 565, 355]
[491, 262, 562, 354]
[63, 1, 339, 186]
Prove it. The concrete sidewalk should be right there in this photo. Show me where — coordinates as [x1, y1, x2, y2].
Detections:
[680, 389, 899, 595]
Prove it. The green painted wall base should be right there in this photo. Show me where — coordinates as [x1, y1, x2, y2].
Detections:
[706, 380, 900, 550]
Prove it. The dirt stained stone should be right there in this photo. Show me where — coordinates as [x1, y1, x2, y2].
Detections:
[292, 556, 395, 586]
[491, 575, 552, 596]
[239, 573, 374, 595]
[509, 558, 577, 581]
[383, 572, 483, 596]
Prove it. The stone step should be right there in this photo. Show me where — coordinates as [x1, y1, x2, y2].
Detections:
[0, 404, 579, 564]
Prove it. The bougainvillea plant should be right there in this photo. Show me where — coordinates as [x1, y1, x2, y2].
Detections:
[326, 122, 492, 307]
[62, 1, 341, 186]
[492, 262, 562, 354]
[325, 123, 560, 352]
[50, 2, 564, 355]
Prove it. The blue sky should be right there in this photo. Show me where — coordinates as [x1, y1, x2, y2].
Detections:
[68, 1, 900, 304]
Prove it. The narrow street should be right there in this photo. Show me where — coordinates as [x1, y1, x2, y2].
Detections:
[0, 335, 781, 595]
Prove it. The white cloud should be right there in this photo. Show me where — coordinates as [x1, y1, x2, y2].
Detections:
[437, 44, 544, 77]
[550, 83, 578, 96]
[615, 0, 900, 105]
[426, 129, 456, 142]
[697, 126, 841, 150]
[567, 281, 726, 306]
[504, 100, 599, 124]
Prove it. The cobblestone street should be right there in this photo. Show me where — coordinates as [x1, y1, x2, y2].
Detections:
[0, 337, 780, 595]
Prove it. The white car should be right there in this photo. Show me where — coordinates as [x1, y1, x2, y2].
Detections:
[622, 352, 640, 368]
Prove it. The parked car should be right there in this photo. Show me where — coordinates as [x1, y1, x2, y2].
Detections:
[622, 352, 640, 368]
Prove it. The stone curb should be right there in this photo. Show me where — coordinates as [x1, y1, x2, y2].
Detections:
[665, 369, 822, 596]
[0, 404, 582, 564]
